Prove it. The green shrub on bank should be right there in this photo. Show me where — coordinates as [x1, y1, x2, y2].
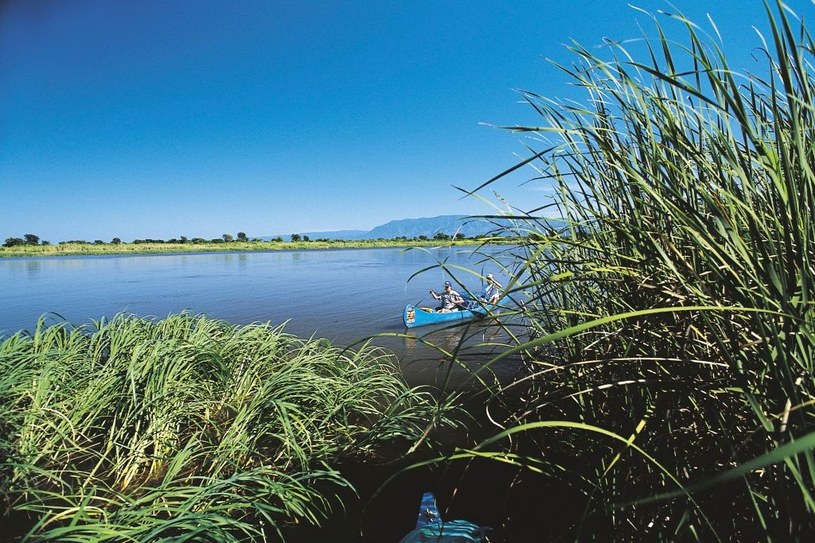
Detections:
[0, 312, 448, 541]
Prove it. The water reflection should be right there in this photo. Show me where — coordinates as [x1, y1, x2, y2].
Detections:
[26, 260, 41, 279]
[394, 317, 524, 394]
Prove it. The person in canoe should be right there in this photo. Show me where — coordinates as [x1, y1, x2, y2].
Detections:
[481, 273, 503, 304]
[430, 281, 465, 312]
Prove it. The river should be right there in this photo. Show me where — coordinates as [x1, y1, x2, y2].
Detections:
[0, 245, 523, 386]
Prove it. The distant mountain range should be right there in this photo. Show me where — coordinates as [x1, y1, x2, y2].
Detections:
[267, 215, 565, 241]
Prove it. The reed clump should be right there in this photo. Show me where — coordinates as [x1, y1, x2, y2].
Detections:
[462, 1, 815, 540]
[0, 312, 446, 541]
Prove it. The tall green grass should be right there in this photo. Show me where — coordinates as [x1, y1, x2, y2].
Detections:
[455, 1, 815, 540]
[0, 312, 449, 541]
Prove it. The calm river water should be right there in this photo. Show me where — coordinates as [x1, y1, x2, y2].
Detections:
[0, 246, 521, 386]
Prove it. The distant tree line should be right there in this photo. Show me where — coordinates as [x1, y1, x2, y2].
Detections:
[3, 232, 258, 247]
[4, 230, 487, 248]
[2, 234, 48, 247]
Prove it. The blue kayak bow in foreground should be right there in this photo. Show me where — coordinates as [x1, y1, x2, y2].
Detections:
[398, 491, 487, 543]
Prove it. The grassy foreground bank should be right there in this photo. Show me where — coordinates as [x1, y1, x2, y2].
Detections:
[0, 238, 511, 258]
[0, 312, 452, 541]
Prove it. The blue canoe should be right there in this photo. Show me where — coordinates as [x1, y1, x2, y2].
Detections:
[403, 300, 490, 329]
[399, 491, 486, 543]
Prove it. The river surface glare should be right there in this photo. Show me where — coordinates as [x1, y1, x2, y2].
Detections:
[0, 246, 521, 384]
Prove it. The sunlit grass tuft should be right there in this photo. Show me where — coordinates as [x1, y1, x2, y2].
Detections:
[0, 312, 446, 541]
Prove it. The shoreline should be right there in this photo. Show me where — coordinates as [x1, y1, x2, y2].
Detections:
[0, 238, 513, 258]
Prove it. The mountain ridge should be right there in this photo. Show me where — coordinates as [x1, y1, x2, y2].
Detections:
[266, 215, 558, 241]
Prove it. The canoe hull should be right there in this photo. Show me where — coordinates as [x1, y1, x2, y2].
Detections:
[399, 491, 486, 543]
[403, 303, 487, 328]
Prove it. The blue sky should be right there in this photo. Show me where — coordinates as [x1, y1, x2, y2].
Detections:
[2, 1, 813, 242]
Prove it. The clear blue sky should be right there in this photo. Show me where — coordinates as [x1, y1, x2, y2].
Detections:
[2, 1, 813, 242]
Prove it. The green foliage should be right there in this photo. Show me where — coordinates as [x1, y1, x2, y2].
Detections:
[3, 234, 40, 247]
[3, 237, 24, 247]
[0, 312, 444, 541]
[463, 1, 815, 539]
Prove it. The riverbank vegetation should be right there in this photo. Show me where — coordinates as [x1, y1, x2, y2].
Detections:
[446, 2, 815, 540]
[0, 235, 515, 258]
[0, 312, 455, 541]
